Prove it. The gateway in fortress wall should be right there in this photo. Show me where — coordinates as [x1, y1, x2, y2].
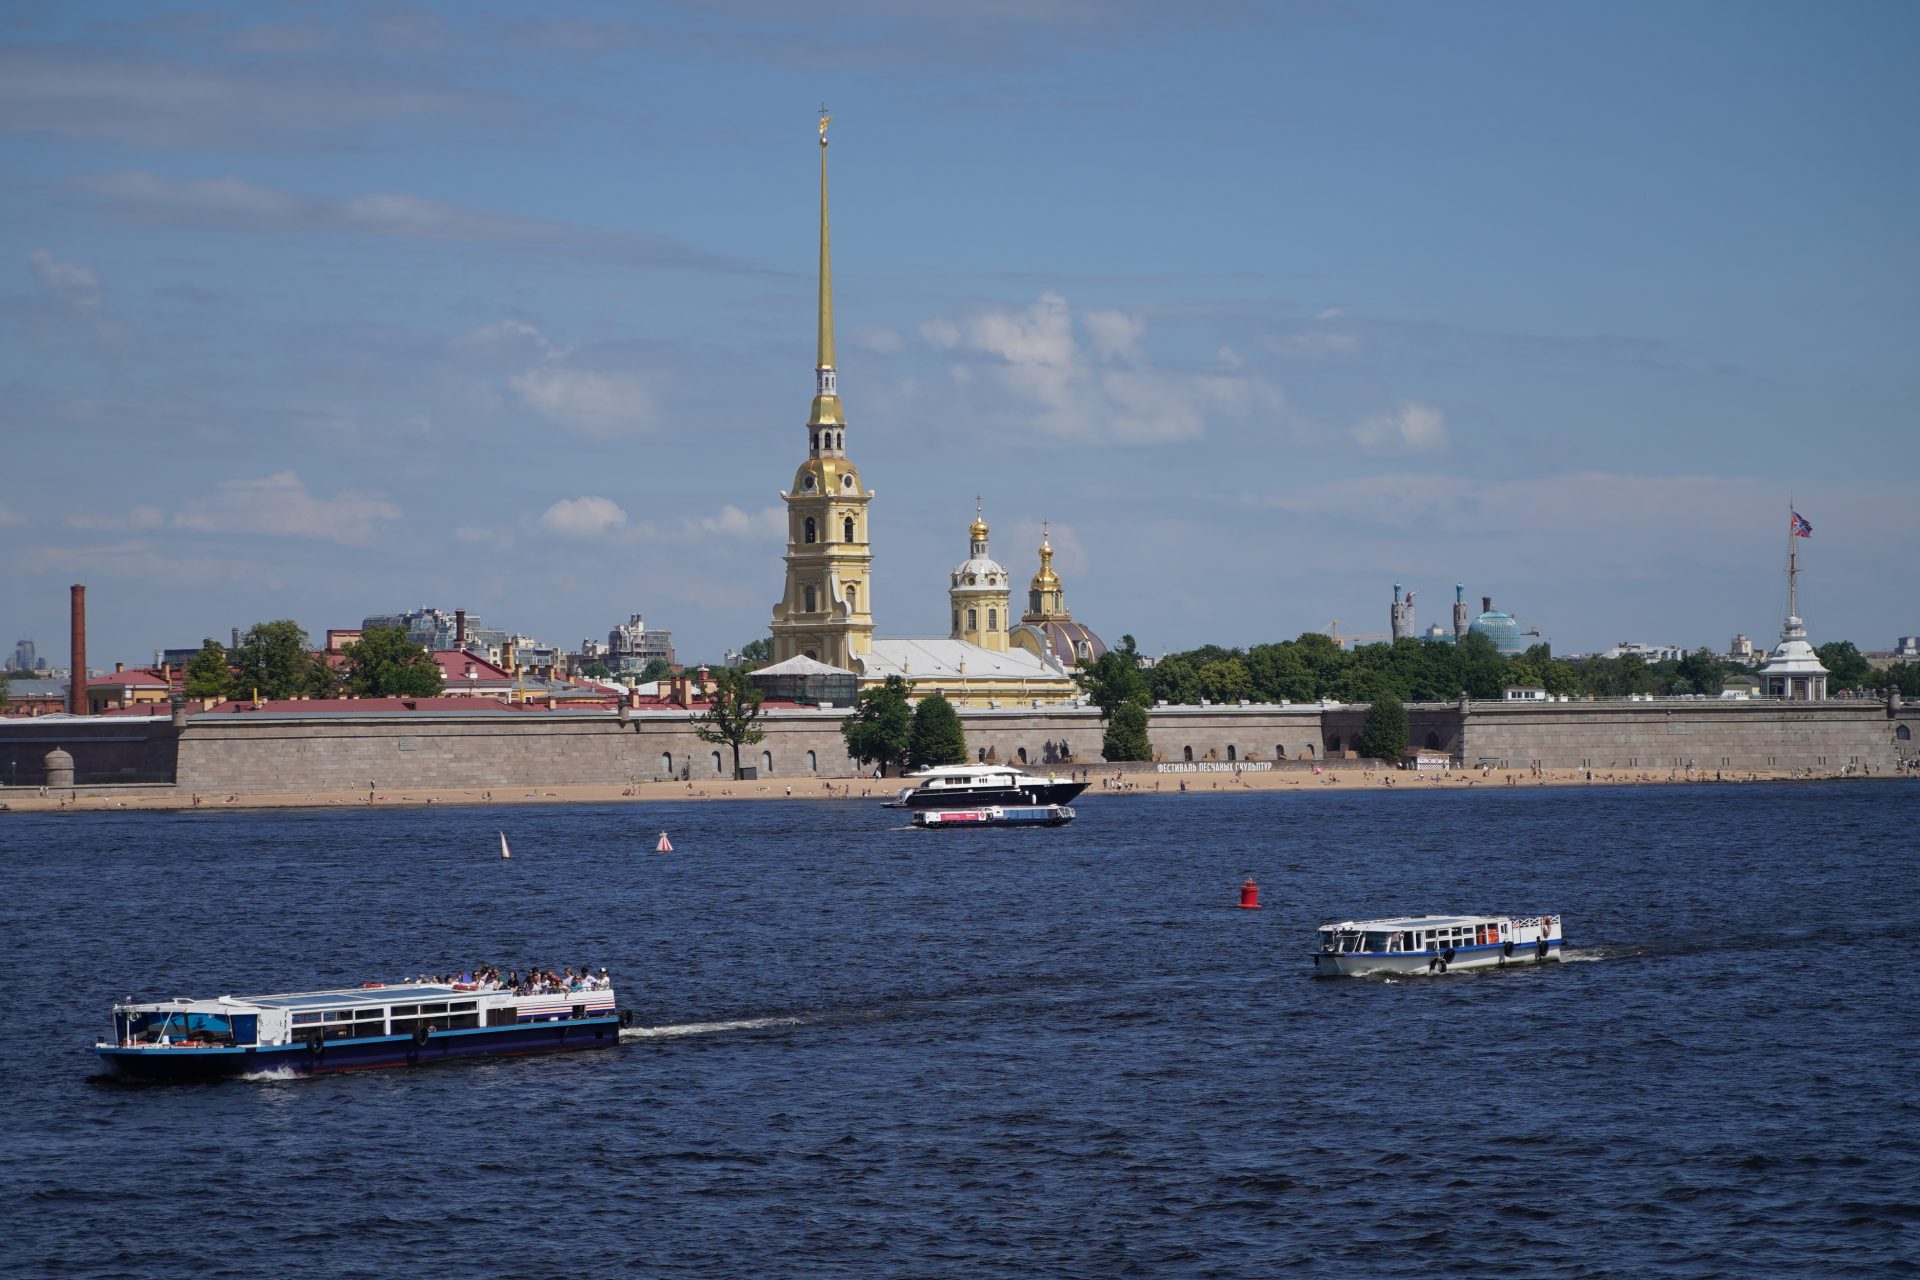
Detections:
[1, 698, 1912, 793]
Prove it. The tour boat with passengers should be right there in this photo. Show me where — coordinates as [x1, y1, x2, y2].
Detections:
[1311, 913, 1563, 977]
[93, 975, 626, 1081]
[885, 764, 1088, 811]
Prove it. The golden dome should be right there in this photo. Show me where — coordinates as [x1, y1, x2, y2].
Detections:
[1030, 523, 1060, 590]
[792, 455, 860, 494]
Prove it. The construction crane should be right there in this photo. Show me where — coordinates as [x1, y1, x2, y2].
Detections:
[1325, 620, 1390, 649]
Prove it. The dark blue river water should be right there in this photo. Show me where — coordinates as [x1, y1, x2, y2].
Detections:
[1, 782, 1914, 1277]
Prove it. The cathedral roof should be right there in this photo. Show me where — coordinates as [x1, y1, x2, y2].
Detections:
[859, 637, 1068, 682]
[1012, 620, 1107, 668]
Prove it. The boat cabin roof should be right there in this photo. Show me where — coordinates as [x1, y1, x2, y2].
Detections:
[117, 983, 464, 1015]
[909, 764, 1023, 779]
[1321, 914, 1500, 932]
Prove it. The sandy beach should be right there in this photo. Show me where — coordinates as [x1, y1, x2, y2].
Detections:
[2, 763, 1904, 814]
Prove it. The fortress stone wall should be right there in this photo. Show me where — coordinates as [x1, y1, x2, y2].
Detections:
[2, 696, 1912, 793]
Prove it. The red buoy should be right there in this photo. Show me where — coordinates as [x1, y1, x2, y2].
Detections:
[1238, 878, 1260, 909]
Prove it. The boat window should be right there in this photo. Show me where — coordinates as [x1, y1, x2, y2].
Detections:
[1363, 931, 1391, 951]
[122, 1010, 236, 1044]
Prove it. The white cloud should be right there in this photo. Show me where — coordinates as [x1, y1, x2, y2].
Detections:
[687, 504, 784, 540]
[1081, 308, 1143, 363]
[923, 291, 1290, 446]
[454, 525, 515, 549]
[172, 471, 401, 545]
[29, 248, 103, 313]
[509, 367, 660, 437]
[536, 496, 628, 540]
[1350, 401, 1449, 455]
[74, 170, 753, 271]
[65, 505, 166, 532]
[851, 325, 904, 354]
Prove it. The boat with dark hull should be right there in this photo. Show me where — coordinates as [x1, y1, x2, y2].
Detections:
[94, 980, 625, 1081]
[886, 764, 1088, 811]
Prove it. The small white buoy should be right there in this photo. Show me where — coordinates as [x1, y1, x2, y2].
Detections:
[655, 831, 672, 853]
[499, 831, 512, 860]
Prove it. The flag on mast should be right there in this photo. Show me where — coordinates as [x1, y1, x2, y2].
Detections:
[1791, 511, 1812, 538]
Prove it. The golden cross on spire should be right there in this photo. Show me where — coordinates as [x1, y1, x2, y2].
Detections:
[818, 103, 831, 141]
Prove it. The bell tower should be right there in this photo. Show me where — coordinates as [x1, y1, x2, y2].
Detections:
[770, 109, 875, 668]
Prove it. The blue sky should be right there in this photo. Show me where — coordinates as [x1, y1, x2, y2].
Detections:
[3, 1, 1914, 669]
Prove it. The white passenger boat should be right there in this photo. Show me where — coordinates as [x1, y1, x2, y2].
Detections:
[883, 764, 1088, 810]
[1311, 913, 1563, 977]
[94, 977, 626, 1080]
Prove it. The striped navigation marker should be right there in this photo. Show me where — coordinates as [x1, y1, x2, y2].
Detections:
[656, 832, 673, 853]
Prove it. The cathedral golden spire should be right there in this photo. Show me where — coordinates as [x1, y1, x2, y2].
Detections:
[809, 106, 843, 428]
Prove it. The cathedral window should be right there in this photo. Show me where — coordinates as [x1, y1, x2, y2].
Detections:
[987, 608, 997, 631]
[836, 432, 843, 450]
[1030, 591, 1041, 613]
[804, 517, 817, 544]
[845, 584, 857, 610]
[968, 608, 978, 631]
[805, 585, 817, 612]
[952, 610, 959, 633]
[811, 432, 818, 451]
[844, 516, 854, 541]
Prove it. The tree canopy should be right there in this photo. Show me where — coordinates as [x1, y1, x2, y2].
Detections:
[841, 675, 914, 777]
[183, 639, 231, 699]
[737, 638, 774, 669]
[1134, 632, 1764, 706]
[1355, 693, 1409, 761]
[908, 692, 968, 770]
[1102, 701, 1153, 762]
[340, 624, 444, 698]
[229, 620, 332, 701]
[691, 665, 766, 779]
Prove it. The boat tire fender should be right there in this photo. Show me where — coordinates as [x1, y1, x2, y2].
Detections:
[305, 1032, 324, 1056]
[1441, 947, 1455, 966]
[1503, 940, 1514, 958]
[1537, 937, 1549, 960]
[412, 1025, 430, 1047]
[619, 1009, 634, 1028]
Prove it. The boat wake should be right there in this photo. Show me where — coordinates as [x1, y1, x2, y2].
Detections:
[241, 1066, 302, 1083]
[621, 1016, 803, 1042]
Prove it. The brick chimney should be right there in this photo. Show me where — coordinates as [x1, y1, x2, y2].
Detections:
[456, 608, 467, 649]
[69, 584, 88, 715]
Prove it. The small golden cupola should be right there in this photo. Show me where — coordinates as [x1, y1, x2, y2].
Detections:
[949, 500, 1011, 653]
[1024, 520, 1068, 622]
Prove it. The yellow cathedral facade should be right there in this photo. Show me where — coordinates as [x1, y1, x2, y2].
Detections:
[767, 114, 1102, 708]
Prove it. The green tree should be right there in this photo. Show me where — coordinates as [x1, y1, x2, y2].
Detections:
[1815, 640, 1874, 693]
[1145, 652, 1202, 705]
[1245, 642, 1313, 703]
[1074, 639, 1150, 716]
[340, 624, 444, 697]
[229, 620, 317, 701]
[908, 692, 968, 769]
[1195, 657, 1254, 704]
[1355, 693, 1409, 761]
[1883, 662, 1920, 698]
[737, 638, 774, 669]
[579, 659, 612, 679]
[1676, 649, 1724, 696]
[692, 665, 766, 779]
[1102, 701, 1153, 762]
[841, 674, 914, 777]
[638, 657, 674, 684]
[183, 639, 232, 699]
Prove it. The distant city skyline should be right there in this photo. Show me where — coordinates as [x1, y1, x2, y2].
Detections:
[2, 2, 1913, 667]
